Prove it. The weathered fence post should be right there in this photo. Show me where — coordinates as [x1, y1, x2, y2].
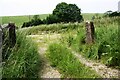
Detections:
[8, 23, 16, 47]
[85, 21, 95, 44]
[2, 23, 16, 60]
[0, 25, 2, 59]
[0, 25, 2, 49]
[0, 25, 2, 80]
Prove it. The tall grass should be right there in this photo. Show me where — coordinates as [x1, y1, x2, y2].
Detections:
[2, 31, 41, 78]
[56, 17, 120, 69]
[46, 43, 100, 78]
[70, 17, 120, 68]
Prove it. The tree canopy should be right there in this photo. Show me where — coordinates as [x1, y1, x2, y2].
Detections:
[52, 2, 83, 23]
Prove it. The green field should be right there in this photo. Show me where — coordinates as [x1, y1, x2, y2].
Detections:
[1, 14, 49, 27]
[82, 13, 103, 20]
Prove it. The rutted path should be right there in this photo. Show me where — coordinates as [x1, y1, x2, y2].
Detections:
[70, 49, 120, 78]
[27, 34, 61, 78]
[38, 46, 61, 78]
[27, 33, 120, 78]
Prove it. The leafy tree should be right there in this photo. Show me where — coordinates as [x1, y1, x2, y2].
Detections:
[109, 11, 120, 17]
[53, 2, 83, 23]
[33, 15, 39, 20]
[43, 14, 60, 24]
[104, 11, 120, 17]
[22, 15, 43, 28]
[30, 19, 43, 26]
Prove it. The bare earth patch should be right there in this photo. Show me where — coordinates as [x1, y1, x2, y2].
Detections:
[38, 47, 61, 78]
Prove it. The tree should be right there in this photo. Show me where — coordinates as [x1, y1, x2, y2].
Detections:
[109, 11, 120, 17]
[33, 15, 39, 20]
[104, 11, 120, 17]
[53, 2, 83, 23]
[106, 10, 113, 14]
[43, 14, 59, 24]
[22, 15, 43, 28]
[103, 10, 113, 17]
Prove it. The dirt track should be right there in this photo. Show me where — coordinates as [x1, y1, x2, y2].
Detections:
[27, 33, 120, 78]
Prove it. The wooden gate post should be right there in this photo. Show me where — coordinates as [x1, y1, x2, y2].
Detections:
[0, 25, 2, 45]
[85, 21, 95, 44]
[0, 25, 2, 79]
[0, 25, 2, 54]
[8, 23, 16, 47]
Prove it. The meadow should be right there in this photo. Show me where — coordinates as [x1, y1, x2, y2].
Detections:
[81, 13, 103, 20]
[1, 14, 49, 27]
[1, 13, 120, 78]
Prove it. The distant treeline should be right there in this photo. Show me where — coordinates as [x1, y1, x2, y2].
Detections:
[22, 2, 83, 28]
[104, 11, 120, 17]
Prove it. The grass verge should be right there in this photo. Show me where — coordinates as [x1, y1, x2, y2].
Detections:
[46, 43, 101, 78]
[2, 31, 41, 78]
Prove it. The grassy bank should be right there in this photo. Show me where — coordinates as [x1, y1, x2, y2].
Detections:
[2, 31, 41, 78]
[20, 22, 83, 35]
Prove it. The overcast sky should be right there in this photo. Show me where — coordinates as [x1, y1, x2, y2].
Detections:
[0, 0, 119, 16]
